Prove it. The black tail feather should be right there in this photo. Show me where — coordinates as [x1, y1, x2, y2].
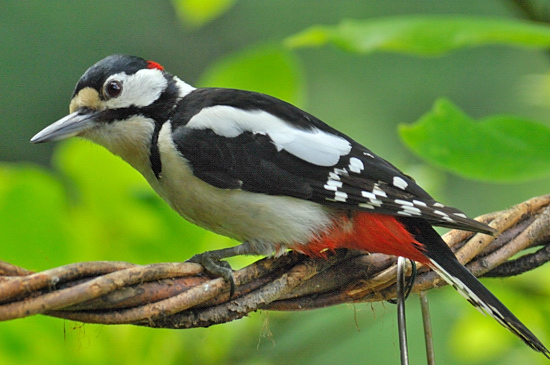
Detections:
[400, 218, 549, 358]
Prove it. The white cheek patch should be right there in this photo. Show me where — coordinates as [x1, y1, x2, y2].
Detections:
[187, 106, 352, 166]
[104, 69, 168, 109]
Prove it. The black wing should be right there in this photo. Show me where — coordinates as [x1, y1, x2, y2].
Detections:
[170, 88, 493, 234]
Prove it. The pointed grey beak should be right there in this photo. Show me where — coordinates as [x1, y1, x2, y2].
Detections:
[30, 111, 98, 143]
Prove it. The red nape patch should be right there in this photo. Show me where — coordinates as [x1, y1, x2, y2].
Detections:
[293, 212, 429, 264]
[146, 60, 164, 71]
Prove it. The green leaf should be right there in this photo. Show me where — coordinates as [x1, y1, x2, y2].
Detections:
[285, 15, 550, 56]
[399, 99, 550, 182]
[171, 0, 235, 28]
[198, 45, 305, 106]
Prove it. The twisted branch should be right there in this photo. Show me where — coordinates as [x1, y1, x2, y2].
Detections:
[1, 195, 549, 329]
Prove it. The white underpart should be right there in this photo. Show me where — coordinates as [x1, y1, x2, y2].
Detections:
[82, 115, 157, 175]
[85, 117, 333, 253]
[148, 122, 334, 253]
[186, 106, 352, 166]
[104, 69, 169, 109]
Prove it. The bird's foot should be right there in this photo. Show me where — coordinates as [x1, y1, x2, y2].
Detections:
[187, 251, 236, 297]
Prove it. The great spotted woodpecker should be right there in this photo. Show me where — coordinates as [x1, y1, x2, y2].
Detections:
[31, 54, 548, 356]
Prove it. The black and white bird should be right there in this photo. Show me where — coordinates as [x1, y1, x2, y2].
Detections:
[31, 54, 548, 356]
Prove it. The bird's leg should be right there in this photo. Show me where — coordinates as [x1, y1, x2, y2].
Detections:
[396, 257, 410, 365]
[187, 242, 257, 297]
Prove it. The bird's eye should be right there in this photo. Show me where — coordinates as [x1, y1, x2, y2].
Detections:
[105, 80, 123, 98]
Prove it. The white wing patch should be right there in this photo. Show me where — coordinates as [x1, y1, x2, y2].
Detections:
[393, 176, 409, 190]
[187, 105, 352, 166]
[348, 157, 364, 173]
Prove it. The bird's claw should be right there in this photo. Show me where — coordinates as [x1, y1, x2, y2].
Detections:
[188, 252, 236, 297]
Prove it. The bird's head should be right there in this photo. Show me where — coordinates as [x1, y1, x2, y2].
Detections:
[31, 54, 188, 144]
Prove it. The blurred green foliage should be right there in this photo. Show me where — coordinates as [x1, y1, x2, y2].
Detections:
[400, 98, 550, 182]
[2, 1, 550, 364]
[172, 0, 236, 28]
[198, 45, 305, 105]
[285, 15, 550, 55]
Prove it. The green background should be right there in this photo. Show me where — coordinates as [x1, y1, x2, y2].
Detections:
[1, 1, 550, 364]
